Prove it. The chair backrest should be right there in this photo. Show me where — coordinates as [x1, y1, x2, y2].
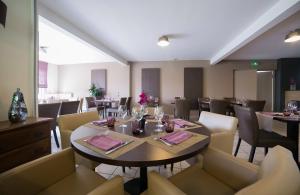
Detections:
[57, 111, 99, 132]
[237, 146, 300, 195]
[85, 97, 96, 108]
[175, 99, 191, 120]
[119, 97, 127, 106]
[38, 103, 61, 130]
[234, 105, 259, 145]
[60, 101, 80, 115]
[199, 111, 238, 133]
[126, 97, 132, 110]
[209, 99, 230, 115]
[245, 100, 266, 112]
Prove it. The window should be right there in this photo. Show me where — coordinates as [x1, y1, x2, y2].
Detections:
[38, 61, 48, 88]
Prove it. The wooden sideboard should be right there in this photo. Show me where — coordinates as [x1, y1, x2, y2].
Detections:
[0, 117, 52, 173]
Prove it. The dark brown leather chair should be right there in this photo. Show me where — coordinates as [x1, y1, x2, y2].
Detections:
[209, 99, 230, 115]
[198, 97, 210, 116]
[244, 100, 266, 112]
[175, 99, 190, 120]
[38, 103, 61, 148]
[234, 106, 297, 162]
[126, 97, 132, 115]
[60, 101, 80, 115]
[85, 97, 96, 109]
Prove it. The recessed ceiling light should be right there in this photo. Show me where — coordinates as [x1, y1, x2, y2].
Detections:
[157, 36, 170, 47]
[284, 29, 300, 43]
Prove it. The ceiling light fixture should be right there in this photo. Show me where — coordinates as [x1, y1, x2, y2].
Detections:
[0, 0, 7, 28]
[157, 36, 170, 47]
[284, 29, 300, 43]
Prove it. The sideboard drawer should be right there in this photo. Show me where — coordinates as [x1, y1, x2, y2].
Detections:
[0, 121, 51, 153]
[0, 138, 51, 172]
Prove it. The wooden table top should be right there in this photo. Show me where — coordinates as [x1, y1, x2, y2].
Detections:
[71, 121, 210, 167]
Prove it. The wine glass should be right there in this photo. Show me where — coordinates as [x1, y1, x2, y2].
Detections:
[118, 105, 128, 127]
[154, 106, 164, 131]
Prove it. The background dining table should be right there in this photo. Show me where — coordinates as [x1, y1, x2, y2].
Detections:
[71, 120, 210, 195]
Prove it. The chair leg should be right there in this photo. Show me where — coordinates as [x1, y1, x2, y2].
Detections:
[122, 166, 126, 173]
[170, 163, 174, 172]
[234, 138, 241, 156]
[52, 129, 60, 148]
[264, 147, 268, 155]
[248, 146, 256, 163]
[164, 164, 167, 168]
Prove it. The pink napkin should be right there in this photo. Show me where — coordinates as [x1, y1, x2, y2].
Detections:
[172, 119, 194, 128]
[161, 131, 192, 145]
[92, 119, 107, 126]
[86, 135, 123, 151]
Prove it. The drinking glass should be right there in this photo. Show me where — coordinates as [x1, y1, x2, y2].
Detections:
[118, 105, 128, 127]
[154, 106, 164, 131]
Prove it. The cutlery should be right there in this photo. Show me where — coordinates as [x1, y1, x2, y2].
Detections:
[153, 137, 173, 146]
[105, 140, 133, 154]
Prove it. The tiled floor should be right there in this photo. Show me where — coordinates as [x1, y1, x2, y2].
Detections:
[51, 119, 300, 181]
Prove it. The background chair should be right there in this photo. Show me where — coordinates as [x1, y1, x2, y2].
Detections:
[78, 98, 83, 113]
[175, 99, 191, 120]
[198, 97, 210, 116]
[145, 146, 300, 195]
[209, 99, 230, 115]
[199, 111, 238, 154]
[125, 97, 132, 115]
[38, 103, 61, 148]
[106, 97, 127, 116]
[85, 96, 97, 110]
[234, 106, 297, 162]
[0, 148, 125, 195]
[244, 100, 266, 112]
[58, 111, 100, 169]
[60, 101, 80, 115]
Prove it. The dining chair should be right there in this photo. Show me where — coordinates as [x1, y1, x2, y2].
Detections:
[85, 96, 96, 110]
[244, 100, 266, 112]
[175, 99, 191, 120]
[198, 97, 210, 116]
[234, 105, 297, 162]
[60, 101, 80, 115]
[0, 148, 125, 195]
[198, 111, 238, 154]
[145, 146, 300, 195]
[38, 103, 61, 148]
[126, 97, 132, 115]
[106, 97, 127, 116]
[58, 111, 100, 169]
[209, 99, 230, 115]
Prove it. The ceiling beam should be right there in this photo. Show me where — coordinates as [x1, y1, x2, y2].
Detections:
[210, 0, 300, 65]
[37, 3, 129, 66]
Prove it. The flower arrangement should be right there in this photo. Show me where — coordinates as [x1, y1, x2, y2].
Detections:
[138, 92, 149, 105]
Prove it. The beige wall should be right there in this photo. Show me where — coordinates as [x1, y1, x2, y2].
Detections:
[47, 63, 58, 93]
[57, 62, 130, 99]
[234, 70, 257, 100]
[0, 0, 35, 121]
[131, 60, 276, 114]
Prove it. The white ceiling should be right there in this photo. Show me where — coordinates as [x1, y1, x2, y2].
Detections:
[38, 0, 300, 62]
[228, 10, 300, 60]
[39, 17, 114, 65]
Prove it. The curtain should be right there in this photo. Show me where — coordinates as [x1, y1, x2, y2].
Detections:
[38, 61, 48, 88]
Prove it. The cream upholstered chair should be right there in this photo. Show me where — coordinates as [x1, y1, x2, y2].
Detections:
[199, 111, 238, 154]
[0, 148, 125, 195]
[146, 146, 300, 195]
[58, 111, 100, 169]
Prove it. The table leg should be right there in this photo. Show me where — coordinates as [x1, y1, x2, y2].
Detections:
[124, 167, 148, 195]
[286, 122, 299, 163]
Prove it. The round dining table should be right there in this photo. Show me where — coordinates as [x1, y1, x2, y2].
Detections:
[71, 120, 210, 195]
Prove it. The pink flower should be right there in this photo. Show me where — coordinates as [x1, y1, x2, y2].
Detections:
[138, 92, 149, 105]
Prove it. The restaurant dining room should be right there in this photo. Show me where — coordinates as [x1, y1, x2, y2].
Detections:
[0, 0, 300, 195]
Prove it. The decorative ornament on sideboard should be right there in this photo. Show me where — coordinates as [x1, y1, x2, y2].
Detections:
[8, 88, 28, 123]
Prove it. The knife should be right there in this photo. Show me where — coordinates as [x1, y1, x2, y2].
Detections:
[105, 140, 133, 154]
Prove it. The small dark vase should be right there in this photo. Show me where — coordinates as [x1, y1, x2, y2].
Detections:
[8, 88, 28, 123]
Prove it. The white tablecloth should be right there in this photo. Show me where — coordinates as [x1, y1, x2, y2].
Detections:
[256, 112, 279, 132]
